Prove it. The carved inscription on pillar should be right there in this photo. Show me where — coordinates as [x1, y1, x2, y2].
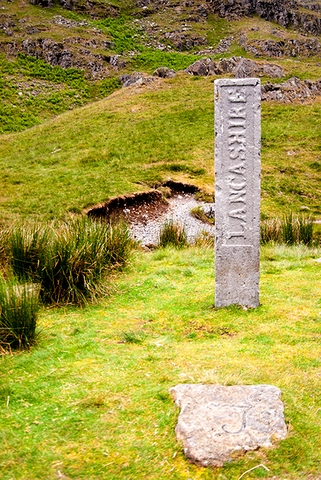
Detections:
[215, 79, 261, 307]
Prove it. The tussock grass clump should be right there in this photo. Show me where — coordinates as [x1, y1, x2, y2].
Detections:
[0, 276, 39, 351]
[5, 218, 134, 305]
[158, 220, 187, 248]
[190, 205, 215, 224]
[0, 226, 9, 271]
[261, 213, 315, 246]
[193, 231, 215, 248]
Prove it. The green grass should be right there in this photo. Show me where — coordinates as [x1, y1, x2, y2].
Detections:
[261, 213, 315, 245]
[158, 220, 188, 248]
[131, 50, 199, 73]
[3, 217, 134, 306]
[0, 54, 92, 133]
[0, 276, 40, 350]
[0, 75, 320, 223]
[94, 16, 145, 54]
[1, 244, 321, 478]
[1, 2, 321, 477]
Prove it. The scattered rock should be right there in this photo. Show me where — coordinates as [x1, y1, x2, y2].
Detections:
[25, 25, 42, 35]
[119, 72, 157, 87]
[15, 37, 111, 79]
[0, 14, 16, 36]
[107, 55, 126, 69]
[129, 194, 215, 246]
[29, 0, 54, 6]
[262, 77, 321, 102]
[153, 66, 176, 78]
[29, 0, 120, 19]
[208, 0, 321, 36]
[202, 204, 215, 220]
[241, 36, 321, 58]
[212, 36, 233, 55]
[163, 31, 207, 51]
[234, 57, 284, 78]
[170, 384, 287, 467]
[53, 15, 88, 28]
[185, 57, 218, 76]
[21, 38, 73, 68]
[185, 56, 284, 78]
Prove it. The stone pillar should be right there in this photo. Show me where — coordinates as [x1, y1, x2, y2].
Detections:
[214, 78, 261, 308]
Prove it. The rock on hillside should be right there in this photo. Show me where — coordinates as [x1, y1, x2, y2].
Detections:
[0, 0, 320, 89]
[185, 56, 285, 78]
[29, 0, 120, 18]
[262, 76, 321, 102]
[208, 0, 321, 35]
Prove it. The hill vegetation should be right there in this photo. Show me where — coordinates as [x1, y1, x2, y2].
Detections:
[0, 0, 321, 219]
[1, 2, 321, 478]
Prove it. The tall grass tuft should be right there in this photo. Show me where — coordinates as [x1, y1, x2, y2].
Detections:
[297, 214, 314, 245]
[6, 217, 134, 305]
[0, 226, 9, 272]
[0, 275, 40, 350]
[261, 214, 314, 245]
[158, 220, 187, 248]
[193, 231, 215, 248]
[8, 223, 49, 281]
[260, 217, 281, 245]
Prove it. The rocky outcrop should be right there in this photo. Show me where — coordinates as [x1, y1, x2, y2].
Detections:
[28, 0, 119, 19]
[208, 0, 321, 35]
[163, 31, 207, 51]
[301, 1, 321, 12]
[19, 38, 112, 78]
[29, 0, 54, 6]
[185, 56, 284, 78]
[21, 38, 73, 68]
[119, 72, 158, 87]
[152, 66, 176, 78]
[185, 57, 218, 76]
[0, 14, 16, 36]
[262, 77, 321, 102]
[241, 36, 321, 58]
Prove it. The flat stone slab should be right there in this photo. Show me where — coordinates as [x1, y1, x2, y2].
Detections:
[170, 384, 287, 467]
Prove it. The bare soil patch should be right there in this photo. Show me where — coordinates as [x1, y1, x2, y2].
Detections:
[85, 182, 215, 246]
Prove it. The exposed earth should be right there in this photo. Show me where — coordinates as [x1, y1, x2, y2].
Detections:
[86, 186, 215, 246]
[128, 193, 215, 246]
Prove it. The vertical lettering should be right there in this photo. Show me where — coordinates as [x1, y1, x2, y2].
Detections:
[215, 78, 261, 307]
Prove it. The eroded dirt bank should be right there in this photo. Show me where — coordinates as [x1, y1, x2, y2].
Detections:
[85, 182, 215, 246]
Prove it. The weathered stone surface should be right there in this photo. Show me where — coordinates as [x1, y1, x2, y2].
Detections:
[208, 0, 321, 36]
[163, 31, 207, 51]
[153, 66, 176, 78]
[119, 73, 157, 87]
[262, 77, 321, 103]
[29, 0, 120, 19]
[234, 57, 284, 78]
[21, 38, 73, 69]
[170, 384, 287, 467]
[214, 78, 261, 308]
[0, 14, 16, 36]
[185, 57, 218, 76]
[241, 36, 321, 58]
[185, 57, 284, 79]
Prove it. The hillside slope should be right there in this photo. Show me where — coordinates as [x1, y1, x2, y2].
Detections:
[0, 0, 320, 221]
[0, 75, 320, 222]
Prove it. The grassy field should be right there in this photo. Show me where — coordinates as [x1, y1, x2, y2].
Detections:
[1, 2, 321, 478]
[1, 244, 321, 479]
[0, 74, 321, 224]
